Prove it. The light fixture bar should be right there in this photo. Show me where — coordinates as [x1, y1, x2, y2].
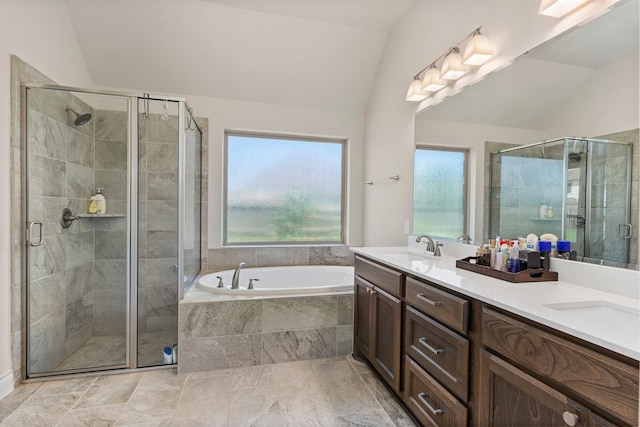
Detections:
[407, 26, 493, 102]
[538, 0, 592, 17]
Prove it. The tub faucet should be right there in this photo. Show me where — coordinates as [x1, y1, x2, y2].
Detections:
[231, 262, 248, 289]
[416, 234, 442, 256]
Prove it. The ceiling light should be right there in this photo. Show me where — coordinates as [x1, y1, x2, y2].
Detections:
[463, 29, 494, 65]
[538, 0, 592, 17]
[421, 64, 447, 92]
[406, 77, 429, 102]
[440, 48, 467, 80]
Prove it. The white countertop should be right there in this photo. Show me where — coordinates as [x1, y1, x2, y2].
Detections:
[350, 246, 640, 361]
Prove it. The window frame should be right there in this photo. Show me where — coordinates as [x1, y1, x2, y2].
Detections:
[223, 130, 347, 246]
[413, 145, 469, 240]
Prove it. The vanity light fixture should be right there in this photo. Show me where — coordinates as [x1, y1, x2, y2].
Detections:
[538, 0, 592, 17]
[406, 26, 493, 102]
[463, 29, 494, 65]
[421, 64, 447, 92]
[405, 76, 430, 102]
[440, 47, 467, 80]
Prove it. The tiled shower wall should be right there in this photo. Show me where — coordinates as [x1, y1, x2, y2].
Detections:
[25, 86, 97, 373]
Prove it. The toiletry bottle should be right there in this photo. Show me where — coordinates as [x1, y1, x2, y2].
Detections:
[489, 239, 496, 268]
[539, 241, 552, 270]
[508, 242, 520, 273]
[539, 203, 548, 219]
[87, 199, 98, 214]
[525, 233, 538, 251]
[557, 240, 571, 259]
[163, 346, 172, 364]
[546, 205, 554, 218]
[94, 188, 107, 214]
[540, 233, 558, 257]
[500, 243, 509, 272]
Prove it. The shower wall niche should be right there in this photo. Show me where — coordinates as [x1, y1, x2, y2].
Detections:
[22, 83, 202, 378]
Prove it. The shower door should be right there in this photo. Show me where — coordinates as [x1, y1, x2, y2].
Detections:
[24, 86, 131, 376]
[583, 139, 633, 266]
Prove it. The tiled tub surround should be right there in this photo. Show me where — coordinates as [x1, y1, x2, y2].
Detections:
[178, 286, 354, 373]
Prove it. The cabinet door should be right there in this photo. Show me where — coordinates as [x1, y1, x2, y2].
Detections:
[478, 350, 590, 427]
[354, 276, 374, 360]
[371, 286, 402, 392]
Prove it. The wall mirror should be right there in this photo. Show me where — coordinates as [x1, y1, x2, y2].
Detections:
[415, 0, 639, 270]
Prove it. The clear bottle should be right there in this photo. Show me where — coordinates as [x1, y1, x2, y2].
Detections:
[507, 242, 520, 273]
[546, 205, 554, 218]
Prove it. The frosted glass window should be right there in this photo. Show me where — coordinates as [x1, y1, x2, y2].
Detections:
[225, 133, 345, 245]
[414, 148, 467, 239]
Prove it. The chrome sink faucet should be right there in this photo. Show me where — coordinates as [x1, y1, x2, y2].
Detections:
[231, 262, 248, 289]
[416, 234, 442, 256]
[456, 234, 472, 244]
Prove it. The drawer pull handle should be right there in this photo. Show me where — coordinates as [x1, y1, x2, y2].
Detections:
[418, 392, 442, 416]
[416, 294, 440, 306]
[562, 411, 579, 426]
[418, 337, 443, 355]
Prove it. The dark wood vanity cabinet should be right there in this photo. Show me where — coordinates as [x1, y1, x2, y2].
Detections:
[481, 307, 639, 427]
[353, 257, 402, 392]
[353, 254, 639, 427]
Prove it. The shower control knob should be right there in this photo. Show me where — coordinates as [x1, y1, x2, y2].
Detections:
[216, 276, 224, 288]
[248, 278, 259, 290]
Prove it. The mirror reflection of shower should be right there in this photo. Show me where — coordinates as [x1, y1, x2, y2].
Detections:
[489, 137, 635, 269]
[64, 105, 92, 126]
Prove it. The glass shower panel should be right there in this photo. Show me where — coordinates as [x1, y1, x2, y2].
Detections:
[183, 108, 202, 292]
[25, 87, 129, 376]
[490, 141, 564, 239]
[137, 98, 180, 367]
[587, 140, 632, 265]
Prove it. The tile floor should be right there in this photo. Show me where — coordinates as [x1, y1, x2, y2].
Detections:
[0, 356, 417, 427]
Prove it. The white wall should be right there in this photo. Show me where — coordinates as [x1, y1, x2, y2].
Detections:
[547, 53, 639, 137]
[0, 0, 93, 396]
[185, 95, 365, 248]
[362, 0, 623, 245]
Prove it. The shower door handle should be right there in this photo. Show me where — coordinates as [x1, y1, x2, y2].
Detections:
[28, 221, 43, 247]
[618, 224, 632, 239]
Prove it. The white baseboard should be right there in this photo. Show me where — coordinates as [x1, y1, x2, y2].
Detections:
[0, 370, 14, 400]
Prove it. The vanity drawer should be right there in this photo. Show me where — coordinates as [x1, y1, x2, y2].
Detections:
[482, 307, 639, 426]
[355, 256, 402, 298]
[404, 356, 468, 427]
[406, 277, 469, 334]
[405, 306, 469, 401]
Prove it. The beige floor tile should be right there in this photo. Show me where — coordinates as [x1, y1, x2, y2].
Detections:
[0, 392, 80, 427]
[171, 377, 229, 426]
[0, 382, 43, 423]
[228, 385, 281, 426]
[312, 358, 383, 416]
[360, 372, 417, 427]
[230, 364, 275, 390]
[74, 372, 144, 409]
[115, 370, 185, 425]
[58, 403, 125, 427]
[335, 408, 396, 426]
[35, 377, 96, 396]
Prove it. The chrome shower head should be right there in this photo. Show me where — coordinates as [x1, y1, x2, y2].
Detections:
[64, 105, 92, 126]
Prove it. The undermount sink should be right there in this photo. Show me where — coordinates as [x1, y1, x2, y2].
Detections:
[378, 252, 439, 263]
[543, 300, 640, 325]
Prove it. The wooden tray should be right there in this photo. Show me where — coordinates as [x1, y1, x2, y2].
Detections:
[456, 257, 558, 283]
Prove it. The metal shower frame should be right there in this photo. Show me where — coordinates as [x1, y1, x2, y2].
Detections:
[21, 83, 202, 378]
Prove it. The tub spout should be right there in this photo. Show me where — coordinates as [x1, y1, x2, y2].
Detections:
[231, 262, 248, 289]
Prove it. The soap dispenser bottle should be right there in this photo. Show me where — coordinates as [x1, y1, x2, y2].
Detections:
[91, 188, 107, 214]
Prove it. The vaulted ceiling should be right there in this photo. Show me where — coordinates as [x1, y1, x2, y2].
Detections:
[64, 0, 414, 112]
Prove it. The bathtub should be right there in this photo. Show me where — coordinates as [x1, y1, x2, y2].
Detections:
[197, 265, 354, 296]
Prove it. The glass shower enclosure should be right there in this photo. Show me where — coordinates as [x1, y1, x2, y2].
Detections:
[489, 137, 634, 268]
[23, 85, 202, 377]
